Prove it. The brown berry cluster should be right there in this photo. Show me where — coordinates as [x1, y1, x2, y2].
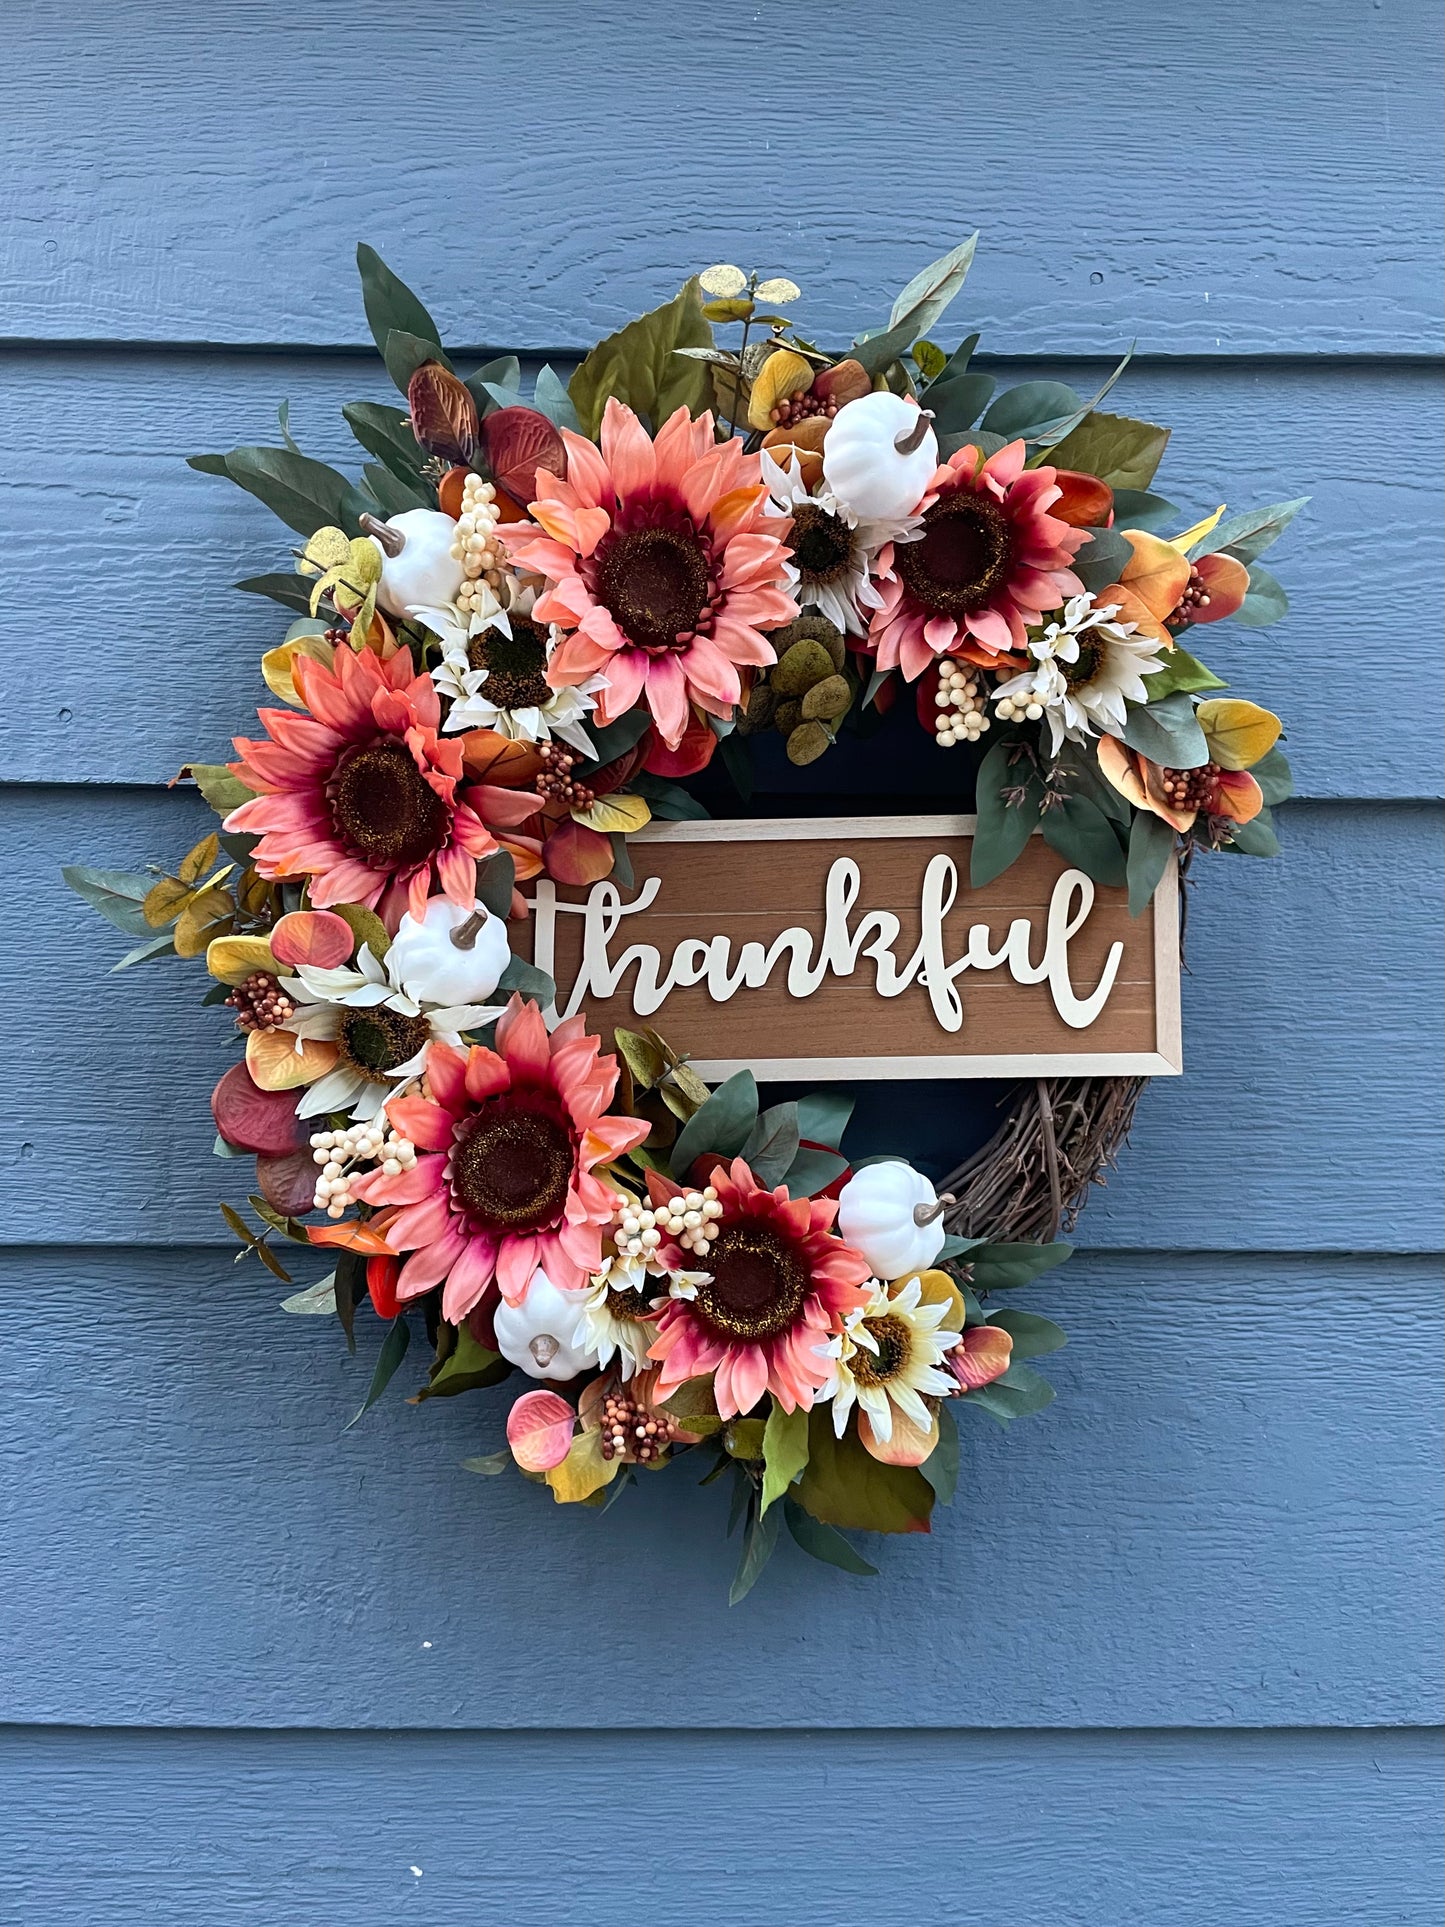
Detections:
[1158, 762, 1220, 813]
[1170, 567, 1214, 626]
[536, 742, 596, 812]
[770, 392, 840, 428]
[226, 971, 296, 1033]
[598, 1388, 677, 1464]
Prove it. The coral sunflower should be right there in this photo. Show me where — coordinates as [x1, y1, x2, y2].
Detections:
[350, 998, 650, 1321]
[648, 1158, 873, 1418]
[867, 439, 1087, 678]
[501, 399, 798, 747]
[226, 644, 541, 929]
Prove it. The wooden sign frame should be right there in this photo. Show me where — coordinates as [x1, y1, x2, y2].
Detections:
[524, 814, 1182, 1083]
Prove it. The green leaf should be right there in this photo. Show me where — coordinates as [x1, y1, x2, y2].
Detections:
[924, 371, 996, 436]
[853, 235, 979, 375]
[1044, 410, 1170, 490]
[185, 763, 255, 816]
[474, 851, 516, 920]
[61, 865, 154, 938]
[1109, 488, 1180, 532]
[1250, 746, 1295, 807]
[783, 1497, 879, 1576]
[342, 399, 428, 481]
[1121, 691, 1209, 769]
[938, 1233, 985, 1263]
[280, 1274, 337, 1316]
[719, 731, 754, 804]
[971, 739, 1045, 887]
[1071, 527, 1134, 593]
[967, 1240, 1073, 1291]
[920, 1403, 960, 1506]
[1195, 496, 1309, 564]
[532, 364, 582, 434]
[360, 463, 428, 517]
[1233, 562, 1289, 628]
[729, 1496, 781, 1605]
[496, 955, 556, 1006]
[781, 1146, 848, 1197]
[794, 1090, 854, 1152]
[356, 243, 443, 362]
[988, 1308, 1068, 1358]
[111, 930, 181, 971]
[569, 280, 714, 438]
[796, 1410, 934, 1535]
[1145, 644, 1227, 700]
[192, 446, 358, 538]
[761, 1400, 811, 1513]
[741, 1103, 802, 1190]
[630, 772, 711, 821]
[330, 901, 390, 962]
[583, 708, 654, 766]
[670, 1070, 759, 1180]
[1225, 806, 1282, 857]
[911, 338, 947, 381]
[981, 380, 1084, 443]
[383, 329, 452, 396]
[416, 1321, 509, 1401]
[963, 1361, 1057, 1424]
[1029, 345, 1136, 451]
[333, 1251, 365, 1355]
[234, 572, 316, 614]
[460, 1449, 511, 1477]
[1041, 795, 1127, 888]
[1127, 808, 1176, 917]
[345, 1315, 412, 1428]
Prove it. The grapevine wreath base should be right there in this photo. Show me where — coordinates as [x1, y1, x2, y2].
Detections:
[66, 238, 1300, 1596]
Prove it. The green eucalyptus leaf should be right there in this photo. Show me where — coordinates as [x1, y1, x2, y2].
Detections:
[61, 865, 155, 937]
[631, 773, 711, 821]
[794, 1091, 854, 1152]
[971, 739, 1045, 887]
[1225, 806, 1282, 857]
[920, 1403, 960, 1506]
[783, 1497, 879, 1576]
[922, 370, 995, 435]
[781, 1146, 848, 1197]
[670, 1070, 759, 1179]
[1250, 746, 1295, 807]
[853, 236, 979, 375]
[460, 1449, 511, 1477]
[532, 364, 583, 434]
[111, 931, 181, 971]
[1071, 527, 1134, 592]
[1233, 562, 1289, 628]
[1041, 795, 1128, 888]
[981, 381, 1084, 443]
[475, 851, 516, 919]
[966, 1240, 1073, 1291]
[569, 280, 714, 438]
[496, 956, 555, 1006]
[1109, 488, 1180, 532]
[742, 1103, 802, 1190]
[987, 1308, 1068, 1358]
[1195, 496, 1309, 564]
[1121, 691, 1209, 769]
[1127, 808, 1176, 917]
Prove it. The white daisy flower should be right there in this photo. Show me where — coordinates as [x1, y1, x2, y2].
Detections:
[578, 1256, 662, 1381]
[992, 592, 1166, 754]
[418, 579, 605, 754]
[760, 448, 918, 637]
[820, 1274, 962, 1443]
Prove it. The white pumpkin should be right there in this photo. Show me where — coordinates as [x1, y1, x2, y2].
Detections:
[837, 1160, 947, 1281]
[385, 897, 510, 1009]
[492, 1267, 599, 1381]
[822, 393, 939, 523]
[366, 508, 465, 616]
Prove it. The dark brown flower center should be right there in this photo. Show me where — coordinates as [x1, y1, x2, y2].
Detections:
[336, 1007, 432, 1083]
[692, 1221, 809, 1344]
[788, 503, 855, 585]
[593, 526, 711, 653]
[329, 739, 448, 868]
[466, 618, 552, 710]
[847, 1313, 911, 1389]
[449, 1101, 574, 1231]
[894, 491, 1013, 616]
[1062, 636, 1105, 684]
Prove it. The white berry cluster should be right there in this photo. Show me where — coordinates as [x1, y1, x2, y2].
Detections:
[614, 1187, 724, 1261]
[309, 1120, 417, 1218]
[448, 473, 503, 618]
[933, 661, 991, 746]
[993, 684, 1047, 724]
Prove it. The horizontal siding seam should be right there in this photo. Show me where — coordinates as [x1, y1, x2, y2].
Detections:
[2, 1720, 1442, 1739]
[4, 1244, 1441, 1262]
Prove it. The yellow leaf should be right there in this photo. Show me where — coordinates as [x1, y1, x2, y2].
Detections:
[262, 633, 335, 708]
[910, 1267, 967, 1332]
[178, 832, 220, 885]
[299, 526, 351, 577]
[746, 347, 814, 431]
[206, 933, 279, 985]
[572, 793, 652, 835]
[1171, 505, 1226, 554]
[1197, 698, 1283, 771]
[143, 876, 195, 928]
[245, 1027, 339, 1091]
[173, 888, 234, 957]
[544, 1428, 620, 1504]
[347, 536, 382, 588]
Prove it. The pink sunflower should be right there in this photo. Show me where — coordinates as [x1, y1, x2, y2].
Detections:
[226, 644, 541, 929]
[350, 998, 649, 1322]
[648, 1157, 873, 1419]
[502, 399, 798, 748]
[868, 438, 1088, 679]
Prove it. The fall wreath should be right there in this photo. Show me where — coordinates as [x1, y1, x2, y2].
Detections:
[65, 240, 1302, 1595]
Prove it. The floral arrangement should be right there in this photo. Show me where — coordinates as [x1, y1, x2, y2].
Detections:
[65, 239, 1301, 1596]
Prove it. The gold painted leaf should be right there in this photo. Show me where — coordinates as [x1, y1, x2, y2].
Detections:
[206, 933, 279, 985]
[544, 1427, 620, 1504]
[173, 888, 234, 957]
[143, 876, 194, 928]
[572, 792, 652, 835]
[754, 277, 801, 304]
[178, 833, 219, 885]
[699, 264, 747, 297]
[746, 347, 814, 431]
[245, 1026, 339, 1091]
[1197, 698, 1283, 772]
[299, 526, 351, 577]
[262, 632, 335, 708]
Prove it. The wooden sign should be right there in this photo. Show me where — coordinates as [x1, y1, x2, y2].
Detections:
[521, 815, 1181, 1081]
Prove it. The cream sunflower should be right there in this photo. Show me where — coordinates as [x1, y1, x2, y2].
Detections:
[761, 447, 916, 638]
[822, 1274, 962, 1443]
[991, 592, 1166, 754]
[578, 1255, 662, 1381]
[421, 580, 604, 753]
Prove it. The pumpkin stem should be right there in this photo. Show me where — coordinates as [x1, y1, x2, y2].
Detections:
[913, 1191, 954, 1226]
[359, 512, 405, 556]
[449, 909, 489, 951]
[893, 408, 936, 456]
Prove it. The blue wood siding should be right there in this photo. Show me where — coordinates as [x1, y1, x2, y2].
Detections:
[2, 1, 1441, 1920]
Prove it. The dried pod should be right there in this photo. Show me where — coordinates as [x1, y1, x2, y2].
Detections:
[407, 362, 481, 466]
[480, 406, 567, 508]
[801, 673, 852, 722]
[786, 720, 834, 765]
[771, 638, 837, 697]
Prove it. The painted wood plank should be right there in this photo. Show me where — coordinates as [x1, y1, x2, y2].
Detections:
[16, 790, 1442, 1251]
[1, 0, 1440, 355]
[1, 1247, 1437, 1731]
[1, 1725, 1438, 1927]
[2, 350, 1439, 797]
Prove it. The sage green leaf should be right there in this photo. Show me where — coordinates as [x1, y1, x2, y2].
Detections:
[1044, 410, 1170, 490]
[920, 1403, 960, 1506]
[1250, 746, 1295, 807]
[356, 244, 443, 362]
[345, 1315, 411, 1430]
[1121, 691, 1209, 769]
[796, 1410, 934, 1535]
[1041, 795, 1127, 889]
[729, 1497, 781, 1605]
[987, 1308, 1068, 1358]
[1195, 496, 1309, 564]
[1127, 807, 1176, 917]
[61, 865, 154, 938]
[794, 1090, 854, 1151]
[342, 400, 428, 480]
[1030, 345, 1136, 450]
[280, 1274, 338, 1316]
[474, 851, 516, 920]
[416, 1321, 509, 1401]
[783, 1498, 879, 1576]
[185, 763, 256, 816]
[1225, 807, 1282, 858]
[1145, 644, 1227, 700]
[982, 380, 1084, 443]
[1071, 526, 1134, 592]
[781, 1146, 848, 1197]
[630, 773, 711, 821]
[1234, 562, 1289, 627]
[234, 572, 316, 614]
[971, 739, 1046, 887]
[1109, 488, 1180, 532]
[110, 931, 181, 971]
[569, 280, 714, 438]
[582, 709, 653, 766]
[670, 1070, 759, 1180]
[925, 370, 996, 435]
[532, 364, 583, 434]
[761, 1400, 810, 1513]
[195, 446, 357, 537]
[853, 235, 979, 375]
[496, 955, 555, 1006]
[967, 1240, 1073, 1291]
[460, 1450, 511, 1476]
[962, 1361, 1056, 1424]
[742, 1104, 802, 1190]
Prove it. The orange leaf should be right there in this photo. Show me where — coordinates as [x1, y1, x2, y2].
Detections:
[1052, 469, 1114, 529]
[1213, 767, 1264, 825]
[306, 1217, 397, 1256]
[1189, 551, 1249, 623]
[460, 727, 547, 787]
[245, 1027, 339, 1091]
[951, 1325, 1014, 1390]
[543, 817, 615, 886]
[270, 909, 355, 969]
[858, 1403, 939, 1467]
[1118, 530, 1192, 622]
